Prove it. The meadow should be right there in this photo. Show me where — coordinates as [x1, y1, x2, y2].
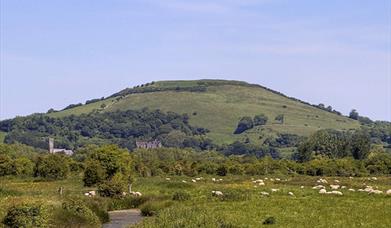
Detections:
[1, 175, 390, 228]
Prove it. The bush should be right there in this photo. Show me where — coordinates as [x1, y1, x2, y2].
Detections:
[34, 154, 70, 180]
[83, 160, 106, 187]
[58, 198, 100, 227]
[253, 114, 268, 126]
[2, 204, 48, 228]
[172, 191, 191, 201]
[263, 216, 276, 225]
[98, 173, 127, 198]
[234, 117, 254, 134]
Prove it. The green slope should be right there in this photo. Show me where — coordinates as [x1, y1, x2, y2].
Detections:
[49, 80, 360, 145]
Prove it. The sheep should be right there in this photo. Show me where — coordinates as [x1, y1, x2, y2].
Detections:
[260, 192, 270, 196]
[254, 179, 263, 183]
[219, 179, 223, 181]
[165, 177, 171, 181]
[212, 191, 223, 196]
[334, 180, 340, 183]
[182, 180, 187, 183]
[84, 191, 96, 197]
[130, 191, 142, 197]
[122, 192, 127, 196]
[275, 178, 281, 181]
[271, 188, 279, 192]
[348, 189, 355, 192]
[192, 179, 197, 183]
[259, 182, 265, 186]
[317, 178, 328, 184]
[312, 185, 325, 189]
[195, 178, 201, 181]
[330, 191, 343, 196]
[288, 192, 295, 196]
[300, 186, 304, 189]
[386, 189, 391, 195]
[368, 189, 383, 194]
[349, 176, 354, 179]
[212, 178, 216, 182]
[319, 189, 327, 194]
[330, 185, 340, 190]
[341, 186, 346, 189]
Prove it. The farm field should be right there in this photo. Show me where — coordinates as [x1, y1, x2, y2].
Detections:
[1, 175, 390, 228]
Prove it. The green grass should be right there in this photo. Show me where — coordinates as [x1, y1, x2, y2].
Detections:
[0, 132, 6, 143]
[1, 175, 390, 228]
[47, 80, 360, 145]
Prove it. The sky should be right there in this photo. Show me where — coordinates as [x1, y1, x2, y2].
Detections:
[1, 0, 390, 121]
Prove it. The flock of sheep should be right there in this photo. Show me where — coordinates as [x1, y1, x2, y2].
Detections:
[84, 176, 391, 198]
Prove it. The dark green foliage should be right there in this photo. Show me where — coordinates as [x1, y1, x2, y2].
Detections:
[275, 114, 284, 124]
[234, 117, 254, 134]
[83, 160, 106, 187]
[349, 109, 359, 120]
[223, 141, 280, 158]
[59, 198, 100, 226]
[98, 173, 127, 198]
[350, 131, 371, 160]
[0, 109, 209, 151]
[216, 165, 228, 176]
[34, 154, 70, 180]
[172, 191, 191, 201]
[253, 114, 268, 126]
[2, 204, 48, 228]
[263, 216, 276, 225]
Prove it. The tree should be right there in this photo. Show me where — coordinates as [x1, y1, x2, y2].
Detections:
[234, 117, 254, 134]
[34, 154, 70, 180]
[253, 114, 268, 126]
[349, 109, 359, 120]
[83, 145, 132, 186]
[83, 160, 106, 187]
[350, 130, 371, 160]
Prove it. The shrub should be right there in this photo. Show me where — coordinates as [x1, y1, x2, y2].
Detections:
[98, 173, 127, 198]
[34, 154, 69, 180]
[234, 117, 254, 134]
[13, 157, 34, 176]
[263, 216, 276, 225]
[2, 204, 48, 228]
[0, 154, 12, 176]
[172, 191, 191, 201]
[253, 114, 268, 126]
[59, 198, 100, 227]
[83, 160, 106, 187]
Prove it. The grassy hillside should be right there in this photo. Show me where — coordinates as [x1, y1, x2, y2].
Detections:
[49, 80, 360, 145]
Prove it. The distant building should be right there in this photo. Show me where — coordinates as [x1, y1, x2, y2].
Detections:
[136, 139, 162, 149]
[48, 138, 73, 155]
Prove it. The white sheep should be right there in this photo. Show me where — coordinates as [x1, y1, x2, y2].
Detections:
[330, 191, 343, 196]
[182, 180, 187, 183]
[130, 191, 142, 197]
[192, 179, 197, 183]
[259, 182, 265, 186]
[212, 178, 216, 182]
[275, 178, 281, 181]
[319, 189, 327, 194]
[317, 179, 328, 184]
[348, 189, 355, 192]
[341, 186, 346, 189]
[271, 188, 279, 192]
[312, 185, 325, 189]
[260, 191, 270, 196]
[165, 177, 171, 181]
[330, 185, 340, 190]
[368, 189, 383, 194]
[196, 178, 201, 181]
[212, 191, 223, 196]
[386, 189, 391, 195]
[334, 180, 340, 183]
[288, 192, 295, 196]
[300, 186, 304, 189]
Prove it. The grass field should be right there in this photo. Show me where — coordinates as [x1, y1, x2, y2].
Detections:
[1, 175, 390, 228]
[48, 80, 360, 145]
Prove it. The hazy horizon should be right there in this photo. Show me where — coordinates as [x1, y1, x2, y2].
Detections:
[1, 0, 390, 121]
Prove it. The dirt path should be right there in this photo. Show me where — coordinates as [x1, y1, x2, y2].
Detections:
[102, 209, 143, 228]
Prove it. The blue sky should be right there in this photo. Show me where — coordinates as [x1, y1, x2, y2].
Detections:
[1, 0, 390, 121]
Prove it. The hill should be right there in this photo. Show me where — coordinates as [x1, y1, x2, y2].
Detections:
[47, 79, 360, 145]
